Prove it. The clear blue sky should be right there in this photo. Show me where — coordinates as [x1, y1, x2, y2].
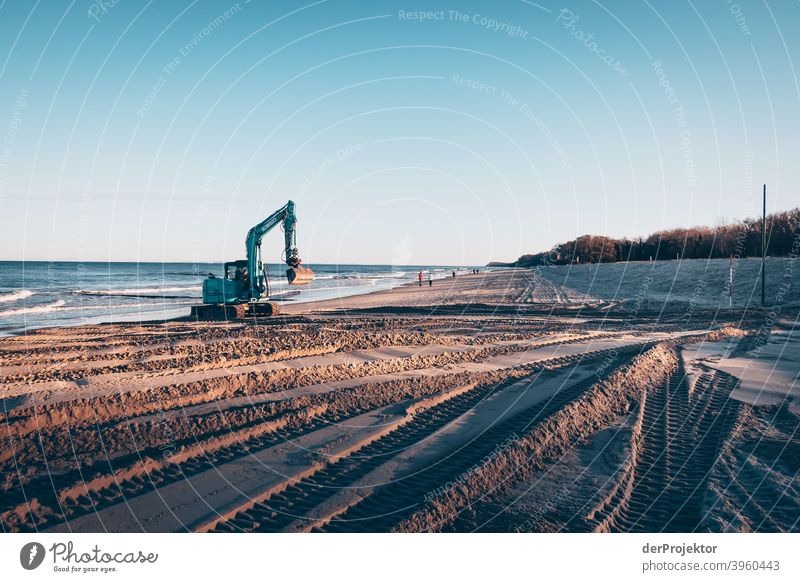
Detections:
[0, 0, 797, 264]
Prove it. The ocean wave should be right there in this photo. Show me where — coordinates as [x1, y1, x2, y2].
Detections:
[0, 299, 65, 317]
[79, 285, 201, 296]
[375, 270, 407, 279]
[0, 298, 199, 318]
[163, 271, 210, 276]
[0, 290, 34, 303]
[332, 271, 407, 280]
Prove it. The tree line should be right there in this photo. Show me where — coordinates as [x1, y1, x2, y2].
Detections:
[489, 208, 800, 267]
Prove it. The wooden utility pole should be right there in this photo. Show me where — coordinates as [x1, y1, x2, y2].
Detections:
[761, 184, 766, 305]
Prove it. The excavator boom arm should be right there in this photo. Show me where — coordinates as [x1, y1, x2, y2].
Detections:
[244, 200, 312, 300]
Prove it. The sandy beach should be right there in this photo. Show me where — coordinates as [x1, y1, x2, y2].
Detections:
[1, 268, 797, 533]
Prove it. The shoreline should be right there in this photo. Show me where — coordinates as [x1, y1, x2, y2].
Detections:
[3, 260, 794, 337]
[282, 269, 517, 314]
[0, 265, 494, 337]
[4, 255, 799, 336]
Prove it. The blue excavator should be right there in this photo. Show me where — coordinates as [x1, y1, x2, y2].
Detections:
[190, 200, 315, 319]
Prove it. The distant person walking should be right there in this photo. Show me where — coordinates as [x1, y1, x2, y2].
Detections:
[428, 272, 433, 287]
[452, 271, 456, 278]
[418, 271, 423, 286]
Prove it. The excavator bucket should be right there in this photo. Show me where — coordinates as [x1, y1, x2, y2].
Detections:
[287, 266, 315, 285]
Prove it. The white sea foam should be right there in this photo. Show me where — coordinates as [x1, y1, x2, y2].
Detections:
[0, 290, 34, 303]
[0, 299, 66, 317]
[0, 298, 200, 318]
[80, 285, 202, 296]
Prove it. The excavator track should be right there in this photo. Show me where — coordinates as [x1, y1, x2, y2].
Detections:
[190, 302, 280, 320]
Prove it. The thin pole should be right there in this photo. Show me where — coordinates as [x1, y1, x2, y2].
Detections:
[761, 184, 766, 305]
[729, 254, 733, 308]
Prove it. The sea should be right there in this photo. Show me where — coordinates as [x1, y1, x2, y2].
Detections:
[0, 261, 474, 335]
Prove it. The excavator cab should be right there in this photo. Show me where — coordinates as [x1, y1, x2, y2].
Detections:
[202, 260, 249, 305]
